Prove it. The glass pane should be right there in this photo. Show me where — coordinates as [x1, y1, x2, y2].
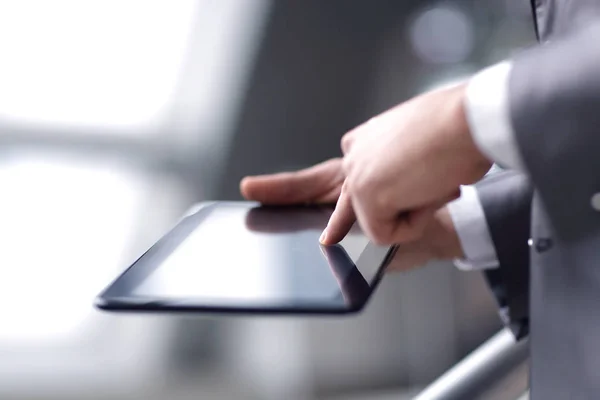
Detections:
[0, 0, 197, 132]
[0, 153, 144, 342]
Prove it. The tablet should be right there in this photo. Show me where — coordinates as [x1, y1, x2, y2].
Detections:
[95, 201, 396, 314]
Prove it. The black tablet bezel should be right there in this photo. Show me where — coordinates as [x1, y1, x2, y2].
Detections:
[95, 202, 396, 315]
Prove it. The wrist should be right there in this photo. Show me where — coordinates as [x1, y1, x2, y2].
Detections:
[428, 207, 464, 260]
[448, 84, 493, 184]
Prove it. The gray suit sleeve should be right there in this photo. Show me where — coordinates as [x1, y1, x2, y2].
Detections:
[509, 22, 600, 241]
[475, 171, 534, 340]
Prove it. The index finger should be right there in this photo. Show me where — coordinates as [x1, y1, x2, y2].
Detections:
[320, 183, 356, 244]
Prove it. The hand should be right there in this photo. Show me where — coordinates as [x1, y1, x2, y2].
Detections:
[385, 206, 463, 272]
[322, 206, 464, 274]
[240, 164, 464, 273]
[240, 158, 354, 243]
[324, 83, 492, 246]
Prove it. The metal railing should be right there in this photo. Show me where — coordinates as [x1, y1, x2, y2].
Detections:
[414, 328, 529, 400]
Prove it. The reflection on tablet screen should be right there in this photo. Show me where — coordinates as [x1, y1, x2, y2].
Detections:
[132, 205, 370, 306]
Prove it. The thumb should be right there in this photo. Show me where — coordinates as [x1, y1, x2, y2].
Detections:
[320, 182, 356, 244]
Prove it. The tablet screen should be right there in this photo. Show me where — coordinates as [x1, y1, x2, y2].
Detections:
[100, 203, 392, 311]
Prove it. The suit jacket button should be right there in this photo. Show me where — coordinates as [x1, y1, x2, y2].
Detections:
[535, 238, 553, 253]
[591, 193, 600, 210]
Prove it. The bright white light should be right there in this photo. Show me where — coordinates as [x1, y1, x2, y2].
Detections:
[0, 0, 197, 131]
[0, 155, 143, 342]
[409, 6, 474, 64]
[135, 207, 275, 300]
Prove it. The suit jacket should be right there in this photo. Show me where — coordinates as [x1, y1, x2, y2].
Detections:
[478, 1, 600, 398]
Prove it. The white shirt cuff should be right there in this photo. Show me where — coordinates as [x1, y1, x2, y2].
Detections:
[464, 61, 525, 171]
[447, 185, 499, 270]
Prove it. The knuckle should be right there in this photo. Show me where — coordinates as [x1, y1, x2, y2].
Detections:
[340, 135, 353, 154]
[365, 115, 380, 126]
[342, 156, 354, 176]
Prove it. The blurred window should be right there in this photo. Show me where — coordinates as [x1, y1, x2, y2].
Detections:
[0, 154, 144, 343]
[0, 0, 198, 132]
[0, 0, 271, 345]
